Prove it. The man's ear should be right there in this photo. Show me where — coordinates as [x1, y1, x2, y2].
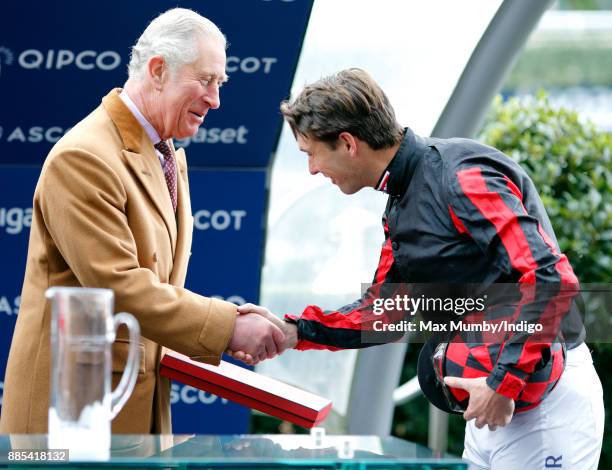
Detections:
[147, 55, 166, 91]
[338, 132, 358, 157]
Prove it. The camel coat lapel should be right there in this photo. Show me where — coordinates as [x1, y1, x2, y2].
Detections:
[170, 147, 194, 286]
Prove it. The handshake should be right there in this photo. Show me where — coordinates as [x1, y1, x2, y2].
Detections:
[226, 303, 298, 365]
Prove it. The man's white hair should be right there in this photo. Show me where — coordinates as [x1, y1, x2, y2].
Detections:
[128, 8, 226, 80]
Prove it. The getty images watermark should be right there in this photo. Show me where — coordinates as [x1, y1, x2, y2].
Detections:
[358, 283, 611, 345]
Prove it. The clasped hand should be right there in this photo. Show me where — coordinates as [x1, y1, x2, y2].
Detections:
[444, 376, 514, 431]
[227, 303, 298, 365]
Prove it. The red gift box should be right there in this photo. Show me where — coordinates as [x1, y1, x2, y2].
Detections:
[160, 350, 333, 428]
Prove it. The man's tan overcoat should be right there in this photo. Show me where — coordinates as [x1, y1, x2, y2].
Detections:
[0, 89, 237, 434]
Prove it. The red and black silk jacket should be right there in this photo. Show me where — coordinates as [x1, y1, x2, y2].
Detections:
[285, 127, 583, 400]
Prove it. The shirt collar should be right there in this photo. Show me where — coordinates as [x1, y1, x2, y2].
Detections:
[376, 127, 428, 197]
[119, 90, 162, 145]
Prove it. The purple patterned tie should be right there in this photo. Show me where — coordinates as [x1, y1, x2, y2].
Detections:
[154, 140, 177, 212]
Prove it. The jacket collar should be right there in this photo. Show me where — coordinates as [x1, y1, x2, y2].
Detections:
[378, 127, 428, 197]
[119, 89, 162, 146]
[102, 88, 155, 154]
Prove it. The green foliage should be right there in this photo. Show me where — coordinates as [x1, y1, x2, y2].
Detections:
[558, 0, 612, 10]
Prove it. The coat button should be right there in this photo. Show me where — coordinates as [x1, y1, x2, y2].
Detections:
[391, 241, 398, 250]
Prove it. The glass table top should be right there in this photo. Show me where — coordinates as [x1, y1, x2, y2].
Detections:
[0, 434, 466, 468]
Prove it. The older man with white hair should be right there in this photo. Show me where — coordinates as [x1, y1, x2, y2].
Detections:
[0, 8, 284, 435]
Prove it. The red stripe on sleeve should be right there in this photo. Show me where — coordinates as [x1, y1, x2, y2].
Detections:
[295, 339, 343, 351]
[299, 305, 389, 331]
[503, 175, 523, 201]
[457, 167, 538, 274]
[503, 173, 577, 285]
[375, 223, 394, 284]
[448, 205, 468, 234]
[536, 225, 579, 284]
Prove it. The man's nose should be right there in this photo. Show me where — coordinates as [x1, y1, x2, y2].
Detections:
[308, 157, 318, 175]
[205, 85, 221, 110]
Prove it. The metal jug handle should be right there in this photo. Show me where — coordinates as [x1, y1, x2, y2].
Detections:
[110, 312, 141, 420]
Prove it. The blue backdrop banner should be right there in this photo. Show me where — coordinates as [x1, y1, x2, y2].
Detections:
[0, 0, 313, 167]
[0, 168, 39, 414]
